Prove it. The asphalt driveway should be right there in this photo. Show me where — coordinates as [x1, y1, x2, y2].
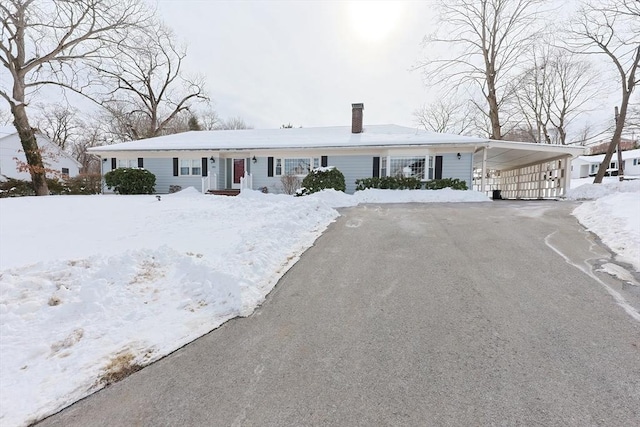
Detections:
[38, 201, 640, 426]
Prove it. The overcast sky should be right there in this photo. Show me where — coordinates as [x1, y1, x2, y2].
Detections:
[155, 1, 438, 129]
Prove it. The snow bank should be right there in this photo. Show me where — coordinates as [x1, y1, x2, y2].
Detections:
[566, 179, 640, 200]
[573, 191, 640, 272]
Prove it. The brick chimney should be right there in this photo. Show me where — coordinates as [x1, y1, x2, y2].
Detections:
[351, 103, 364, 134]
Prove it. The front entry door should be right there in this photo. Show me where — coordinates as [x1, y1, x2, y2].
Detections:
[232, 158, 245, 189]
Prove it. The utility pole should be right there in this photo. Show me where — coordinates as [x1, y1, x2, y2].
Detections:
[615, 107, 624, 181]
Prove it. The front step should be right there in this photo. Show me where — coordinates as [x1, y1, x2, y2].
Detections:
[207, 189, 241, 196]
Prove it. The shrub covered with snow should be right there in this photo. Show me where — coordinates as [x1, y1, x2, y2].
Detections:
[105, 168, 156, 195]
[299, 166, 345, 194]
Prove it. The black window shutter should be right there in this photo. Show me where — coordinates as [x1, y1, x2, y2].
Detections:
[321, 156, 328, 167]
[372, 157, 380, 178]
[173, 158, 179, 176]
[137, 158, 143, 168]
[201, 157, 208, 177]
[435, 155, 443, 180]
[111, 158, 116, 170]
[267, 157, 274, 177]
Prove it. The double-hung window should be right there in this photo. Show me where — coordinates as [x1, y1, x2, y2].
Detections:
[117, 159, 137, 168]
[180, 159, 201, 176]
[380, 156, 435, 180]
[388, 156, 429, 180]
[274, 157, 320, 176]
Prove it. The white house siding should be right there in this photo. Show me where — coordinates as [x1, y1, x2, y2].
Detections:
[624, 158, 640, 176]
[441, 153, 473, 189]
[0, 133, 80, 180]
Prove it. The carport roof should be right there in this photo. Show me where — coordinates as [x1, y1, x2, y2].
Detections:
[475, 141, 585, 171]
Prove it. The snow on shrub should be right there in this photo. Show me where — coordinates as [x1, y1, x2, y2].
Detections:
[298, 166, 346, 195]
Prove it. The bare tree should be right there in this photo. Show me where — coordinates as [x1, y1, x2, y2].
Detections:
[71, 119, 104, 174]
[0, 0, 151, 195]
[566, 0, 639, 183]
[515, 47, 600, 144]
[198, 108, 221, 130]
[96, 24, 208, 140]
[216, 116, 253, 130]
[413, 99, 476, 135]
[416, 0, 547, 140]
[280, 174, 301, 195]
[35, 103, 82, 150]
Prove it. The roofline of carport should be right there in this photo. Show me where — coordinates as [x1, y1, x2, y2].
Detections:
[486, 140, 585, 156]
[498, 153, 572, 173]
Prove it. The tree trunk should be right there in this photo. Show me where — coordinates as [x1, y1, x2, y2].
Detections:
[11, 104, 49, 196]
[617, 140, 624, 181]
[593, 92, 631, 184]
[487, 84, 502, 140]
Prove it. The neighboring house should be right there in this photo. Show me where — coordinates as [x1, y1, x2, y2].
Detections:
[89, 104, 585, 199]
[571, 148, 640, 179]
[586, 138, 637, 155]
[0, 126, 81, 180]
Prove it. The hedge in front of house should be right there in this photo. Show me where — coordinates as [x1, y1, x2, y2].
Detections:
[298, 167, 346, 195]
[423, 178, 468, 190]
[355, 176, 422, 191]
[104, 168, 156, 194]
[0, 174, 102, 197]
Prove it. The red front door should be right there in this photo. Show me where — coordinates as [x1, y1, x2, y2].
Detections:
[232, 158, 245, 188]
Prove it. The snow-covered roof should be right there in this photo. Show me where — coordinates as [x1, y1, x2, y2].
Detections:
[89, 125, 490, 152]
[577, 148, 640, 164]
[0, 125, 17, 139]
[0, 125, 82, 167]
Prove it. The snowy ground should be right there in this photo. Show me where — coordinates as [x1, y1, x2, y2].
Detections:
[0, 188, 488, 427]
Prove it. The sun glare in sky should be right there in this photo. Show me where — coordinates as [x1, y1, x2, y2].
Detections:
[347, 1, 403, 43]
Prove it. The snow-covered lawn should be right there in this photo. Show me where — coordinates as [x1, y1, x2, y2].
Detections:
[0, 188, 488, 427]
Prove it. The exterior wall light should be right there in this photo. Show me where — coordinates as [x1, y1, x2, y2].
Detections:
[209, 156, 215, 163]
[252, 156, 257, 163]
[457, 152, 462, 160]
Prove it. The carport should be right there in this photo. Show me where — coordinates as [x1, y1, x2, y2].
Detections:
[473, 141, 586, 199]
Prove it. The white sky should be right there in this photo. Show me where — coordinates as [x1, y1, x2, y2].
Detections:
[155, 0, 437, 129]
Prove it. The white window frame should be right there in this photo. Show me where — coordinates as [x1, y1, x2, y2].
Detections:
[274, 157, 320, 177]
[117, 159, 138, 168]
[180, 159, 201, 176]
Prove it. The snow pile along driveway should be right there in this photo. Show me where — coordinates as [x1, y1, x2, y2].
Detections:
[0, 187, 489, 426]
[568, 180, 640, 272]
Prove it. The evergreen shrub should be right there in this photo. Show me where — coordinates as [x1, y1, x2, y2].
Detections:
[355, 176, 422, 191]
[298, 167, 346, 195]
[104, 168, 156, 194]
[0, 173, 102, 197]
[423, 178, 468, 190]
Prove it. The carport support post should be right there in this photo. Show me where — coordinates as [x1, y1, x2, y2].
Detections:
[538, 164, 543, 199]
[562, 156, 572, 197]
[481, 148, 487, 195]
